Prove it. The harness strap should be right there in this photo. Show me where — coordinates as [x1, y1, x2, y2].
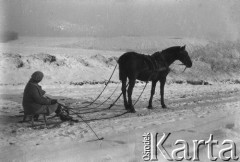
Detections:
[143, 55, 155, 71]
[144, 52, 169, 73]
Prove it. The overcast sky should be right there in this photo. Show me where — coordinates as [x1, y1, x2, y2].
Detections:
[1, 0, 240, 40]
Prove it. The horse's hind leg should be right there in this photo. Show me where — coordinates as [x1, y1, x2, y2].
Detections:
[160, 77, 167, 108]
[127, 77, 136, 113]
[121, 76, 128, 110]
[148, 81, 157, 109]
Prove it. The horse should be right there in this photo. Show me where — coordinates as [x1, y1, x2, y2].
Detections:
[117, 45, 192, 113]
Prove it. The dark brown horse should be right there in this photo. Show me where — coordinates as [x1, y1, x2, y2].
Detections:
[118, 45, 192, 112]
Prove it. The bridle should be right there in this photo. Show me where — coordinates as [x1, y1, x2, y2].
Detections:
[178, 63, 187, 73]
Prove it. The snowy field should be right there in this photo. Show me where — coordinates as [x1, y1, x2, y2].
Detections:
[0, 36, 240, 161]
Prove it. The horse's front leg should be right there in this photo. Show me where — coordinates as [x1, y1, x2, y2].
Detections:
[160, 77, 167, 108]
[127, 78, 136, 113]
[148, 80, 157, 109]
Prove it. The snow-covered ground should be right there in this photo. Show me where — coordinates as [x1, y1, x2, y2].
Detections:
[0, 37, 240, 161]
[1, 83, 240, 162]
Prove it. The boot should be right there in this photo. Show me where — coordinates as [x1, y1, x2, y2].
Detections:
[59, 110, 73, 121]
[55, 104, 76, 122]
[55, 105, 62, 116]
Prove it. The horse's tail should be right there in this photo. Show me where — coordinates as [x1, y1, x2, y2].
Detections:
[117, 53, 127, 81]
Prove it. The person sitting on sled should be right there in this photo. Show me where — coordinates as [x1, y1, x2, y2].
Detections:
[22, 71, 72, 121]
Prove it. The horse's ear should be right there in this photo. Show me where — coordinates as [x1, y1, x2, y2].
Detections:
[181, 45, 186, 50]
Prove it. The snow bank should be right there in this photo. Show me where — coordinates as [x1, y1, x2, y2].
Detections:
[0, 51, 120, 85]
[0, 37, 240, 85]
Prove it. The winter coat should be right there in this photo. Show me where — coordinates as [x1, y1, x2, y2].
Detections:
[22, 81, 57, 115]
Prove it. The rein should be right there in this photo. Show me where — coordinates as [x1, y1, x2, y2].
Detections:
[182, 67, 187, 73]
[178, 64, 187, 73]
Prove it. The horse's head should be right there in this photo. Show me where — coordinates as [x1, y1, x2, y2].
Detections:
[177, 45, 192, 68]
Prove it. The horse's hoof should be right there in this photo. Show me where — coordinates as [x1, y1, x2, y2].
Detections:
[162, 105, 167, 108]
[127, 105, 136, 113]
[147, 105, 153, 109]
[128, 109, 136, 113]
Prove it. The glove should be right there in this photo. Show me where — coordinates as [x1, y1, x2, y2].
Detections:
[51, 99, 57, 105]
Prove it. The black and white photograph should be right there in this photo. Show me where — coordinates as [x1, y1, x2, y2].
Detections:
[0, 0, 240, 161]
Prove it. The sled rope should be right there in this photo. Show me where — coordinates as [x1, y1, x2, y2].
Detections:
[133, 74, 153, 106]
[79, 63, 118, 109]
[58, 103, 103, 141]
[108, 83, 129, 109]
[90, 82, 120, 109]
[133, 81, 149, 106]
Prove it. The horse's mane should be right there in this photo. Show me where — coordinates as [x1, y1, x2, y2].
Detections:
[162, 46, 181, 53]
[152, 46, 181, 58]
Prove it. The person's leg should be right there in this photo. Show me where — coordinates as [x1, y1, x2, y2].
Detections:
[45, 103, 59, 115]
[43, 104, 73, 121]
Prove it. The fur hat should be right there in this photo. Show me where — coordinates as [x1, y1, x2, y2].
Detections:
[31, 71, 44, 82]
